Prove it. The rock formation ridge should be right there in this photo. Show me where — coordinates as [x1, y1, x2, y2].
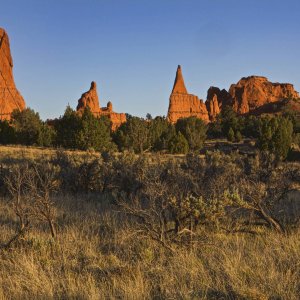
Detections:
[76, 81, 126, 130]
[0, 28, 26, 120]
[1, 28, 299, 126]
[206, 76, 299, 120]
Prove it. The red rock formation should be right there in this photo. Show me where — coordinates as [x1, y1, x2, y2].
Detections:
[229, 76, 299, 114]
[171, 64, 188, 94]
[0, 28, 26, 120]
[206, 87, 232, 121]
[206, 94, 220, 121]
[76, 81, 101, 114]
[76, 81, 126, 130]
[205, 76, 299, 120]
[167, 65, 209, 123]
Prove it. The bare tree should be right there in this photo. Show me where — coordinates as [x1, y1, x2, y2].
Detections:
[1, 162, 58, 249]
[26, 162, 58, 238]
[2, 165, 31, 248]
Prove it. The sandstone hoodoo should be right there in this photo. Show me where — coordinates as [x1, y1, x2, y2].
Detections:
[206, 87, 232, 121]
[0, 28, 26, 120]
[76, 81, 101, 114]
[167, 65, 209, 123]
[205, 75, 300, 120]
[76, 81, 126, 130]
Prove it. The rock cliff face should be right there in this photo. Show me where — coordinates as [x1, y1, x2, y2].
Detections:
[167, 65, 209, 123]
[76, 81, 126, 130]
[206, 94, 220, 121]
[76, 81, 101, 114]
[0, 28, 26, 120]
[229, 76, 299, 114]
[206, 87, 232, 121]
[205, 76, 299, 120]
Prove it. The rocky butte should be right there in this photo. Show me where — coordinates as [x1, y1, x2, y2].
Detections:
[76, 81, 126, 130]
[206, 75, 299, 120]
[0, 28, 26, 120]
[167, 65, 209, 123]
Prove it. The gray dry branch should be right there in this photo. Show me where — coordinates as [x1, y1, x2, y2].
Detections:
[2, 164, 31, 248]
[26, 163, 58, 238]
[116, 193, 175, 253]
[1, 162, 58, 249]
[238, 179, 288, 233]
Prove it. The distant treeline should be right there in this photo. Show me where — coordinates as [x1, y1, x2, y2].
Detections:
[0, 105, 299, 160]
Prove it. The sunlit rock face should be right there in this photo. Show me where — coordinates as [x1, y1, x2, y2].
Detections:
[205, 76, 299, 120]
[167, 65, 209, 123]
[76, 81, 126, 130]
[0, 28, 26, 120]
[229, 76, 299, 114]
[206, 87, 232, 121]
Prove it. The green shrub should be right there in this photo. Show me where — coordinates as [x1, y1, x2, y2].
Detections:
[258, 116, 293, 160]
[76, 108, 115, 152]
[114, 116, 150, 153]
[175, 117, 207, 151]
[0, 120, 15, 144]
[235, 131, 243, 142]
[11, 108, 43, 145]
[168, 132, 189, 154]
[227, 127, 235, 142]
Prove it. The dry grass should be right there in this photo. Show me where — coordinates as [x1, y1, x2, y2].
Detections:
[0, 145, 100, 162]
[0, 194, 299, 299]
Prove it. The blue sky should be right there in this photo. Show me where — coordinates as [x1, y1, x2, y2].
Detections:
[2, 0, 300, 120]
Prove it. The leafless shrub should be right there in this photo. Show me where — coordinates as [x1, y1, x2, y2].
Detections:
[26, 162, 59, 238]
[2, 164, 31, 248]
[1, 162, 58, 248]
[115, 151, 300, 249]
[115, 158, 239, 250]
[218, 153, 300, 233]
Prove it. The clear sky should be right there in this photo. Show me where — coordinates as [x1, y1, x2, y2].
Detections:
[2, 0, 300, 120]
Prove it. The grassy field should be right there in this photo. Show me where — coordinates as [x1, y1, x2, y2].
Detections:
[0, 194, 299, 299]
[0, 146, 299, 299]
[0, 145, 100, 161]
[0, 139, 256, 161]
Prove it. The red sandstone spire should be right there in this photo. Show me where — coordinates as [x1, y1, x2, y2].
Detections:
[76, 81, 126, 130]
[171, 65, 188, 94]
[0, 28, 26, 120]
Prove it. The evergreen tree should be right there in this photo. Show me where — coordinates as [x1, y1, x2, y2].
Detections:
[175, 117, 207, 151]
[258, 116, 293, 160]
[218, 106, 243, 137]
[54, 106, 82, 149]
[235, 130, 243, 142]
[168, 131, 189, 154]
[0, 120, 16, 144]
[11, 108, 43, 145]
[149, 116, 174, 151]
[76, 108, 114, 151]
[114, 117, 150, 153]
[243, 115, 260, 138]
[38, 123, 56, 147]
[227, 127, 235, 142]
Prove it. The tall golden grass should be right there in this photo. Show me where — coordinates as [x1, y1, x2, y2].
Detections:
[0, 145, 99, 161]
[0, 194, 299, 299]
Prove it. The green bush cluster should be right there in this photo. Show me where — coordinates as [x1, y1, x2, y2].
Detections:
[0, 107, 115, 152]
[0, 105, 297, 158]
[114, 115, 207, 154]
[208, 106, 296, 159]
[0, 107, 208, 154]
